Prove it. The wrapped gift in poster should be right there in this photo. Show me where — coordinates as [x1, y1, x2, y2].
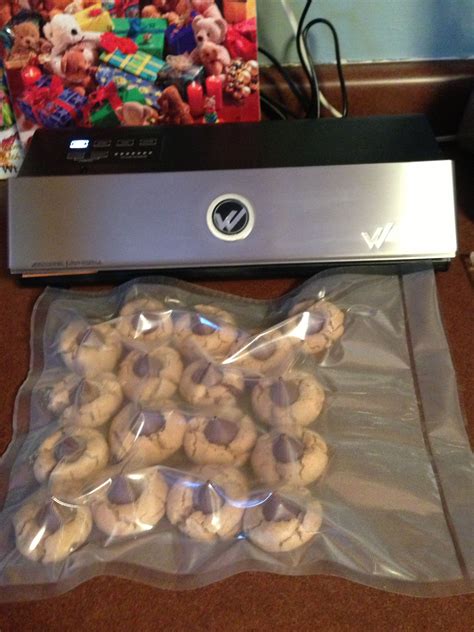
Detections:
[112, 17, 167, 58]
[18, 75, 87, 128]
[75, 4, 114, 32]
[225, 18, 257, 60]
[82, 81, 124, 126]
[96, 64, 161, 108]
[165, 13, 197, 55]
[155, 54, 204, 99]
[103, 0, 140, 18]
[100, 48, 165, 82]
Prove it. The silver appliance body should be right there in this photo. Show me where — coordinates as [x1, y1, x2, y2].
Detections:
[9, 160, 457, 277]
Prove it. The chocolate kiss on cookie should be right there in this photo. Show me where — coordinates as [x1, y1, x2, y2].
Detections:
[131, 311, 161, 334]
[270, 379, 300, 406]
[193, 480, 225, 514]
[307, 311, 326, 334]
[133, 410, 166, 436]
[192, 363, 223, 387]
[133, 355, 163, 378]
[191, 314, 216, 336]
[272, 434, 304, 463]
[74, 380, 101, 406]
[107, 476, 141, 505]
[262, 493, 302, 522]
[76, 327, 104, 349]
[35, 502, 64, 533]
[250, 343, 275, 361]
[54, 436, 86, 463]
[204, 417, 239, 446]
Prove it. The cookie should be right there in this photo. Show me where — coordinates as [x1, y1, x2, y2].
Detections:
[166, 465, 247, 542]
[109, 401, 186, 467]
[33, 428, 109, 487]
[227, 329, 296, 376]
[92, 469, 168, 538]
[14, 493, 92, 564]
[174, 305, 239, 360]
[51, 373, 123, 428]
[179, 360, 245, 408]
[116, 297, 173, 347]
[251, 430, 328, 486]
[251, 372, 325, 427]
[286, 299, 344, 354]
[243, 488, 323, 552]
[42, 373, 79, 416]
[184, 408, 257, 466]
[118, 347, 183, 406]
[59, 320, 122, 378]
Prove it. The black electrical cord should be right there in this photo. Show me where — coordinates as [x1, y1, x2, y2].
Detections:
[257, 1, 348, 120]
[258, 46, 309, 111]
[260, 93, 295, 120]
[302, 18, 349, 117]
[296, 0, 321, 118]
[260, 96, 286, 120]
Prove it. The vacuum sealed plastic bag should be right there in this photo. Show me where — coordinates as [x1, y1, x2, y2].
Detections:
[0, 267, 472, 600]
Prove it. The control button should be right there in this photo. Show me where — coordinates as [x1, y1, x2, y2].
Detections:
[139, 138, 158, 146]
[90, 150, 109, 160]
[206, 194, 255, 242]
[67, 150, 86, 160]
[93, 139, 111, 148]
[116, 139, 135, 147]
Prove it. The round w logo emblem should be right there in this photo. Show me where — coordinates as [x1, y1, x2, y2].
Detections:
[207, 195, 255, 242]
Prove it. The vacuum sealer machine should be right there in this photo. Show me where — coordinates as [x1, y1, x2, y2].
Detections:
[8, 115, 457, 280]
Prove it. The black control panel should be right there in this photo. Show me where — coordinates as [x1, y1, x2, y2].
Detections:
[19, 116, 443, 177]
[65, 135, 160, 164]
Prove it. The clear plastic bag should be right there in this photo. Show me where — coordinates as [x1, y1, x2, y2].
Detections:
[0, 267, 472, 600]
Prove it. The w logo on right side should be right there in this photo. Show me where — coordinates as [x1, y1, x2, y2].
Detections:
[361, 223, 394, 250]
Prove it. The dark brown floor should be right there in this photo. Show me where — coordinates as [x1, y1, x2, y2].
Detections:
[0, 145, 472, 631]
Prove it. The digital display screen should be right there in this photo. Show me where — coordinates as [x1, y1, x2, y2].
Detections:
[69, 139, 90, 149]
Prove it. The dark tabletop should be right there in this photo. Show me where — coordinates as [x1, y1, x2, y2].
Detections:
[0, 147, 473, 631]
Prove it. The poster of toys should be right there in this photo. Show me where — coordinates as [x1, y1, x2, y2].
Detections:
[0, 63, 23, 176]
[0, 0, 260, 146]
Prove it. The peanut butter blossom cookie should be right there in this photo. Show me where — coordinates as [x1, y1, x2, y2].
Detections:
[179, 360, 245, 408]
[14, 493, 92, 564]
[174, 305, 239, 361]
[183, 408, 257, 466]
[33, 427, 109, 487]
[116, 297, 174, 346]
[59, 321, 122, 378]
[92, 469, 168, 538]
[109, 401, 186, 467]
[286, 299, 344, 354]
[52, 373, 123, 428]
[166, 465, 248, 542]
[227, 329, 296, 376]
[244, 488, 323, 552]
[118, 346, 183, 406]
[251, 430, 328, 486]
[251, 371, 325, 427]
